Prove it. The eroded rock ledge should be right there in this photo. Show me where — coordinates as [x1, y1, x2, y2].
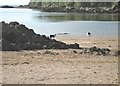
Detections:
[29, 2, 119, 13]
[1, 21, 79, 51]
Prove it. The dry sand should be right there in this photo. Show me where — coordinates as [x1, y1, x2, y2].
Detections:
[1, 35, 119, 84]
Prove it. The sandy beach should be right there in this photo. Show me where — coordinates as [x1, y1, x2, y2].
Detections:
[56, 35, 118, 50]
[2, 35, 119, 84]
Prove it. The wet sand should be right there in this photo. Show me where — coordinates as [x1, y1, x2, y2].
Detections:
[2, 36, 119, 84]
[55, 35, 118, 50]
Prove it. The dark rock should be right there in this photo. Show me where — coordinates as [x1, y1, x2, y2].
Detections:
[79, 52, 83, 54]
[43, 50, 59, 55]
[2, 5, 14, 8]
[68, 43, 79, 49]
[9, 21, 19, 26]
[2, 39, 19, 51]
[41, 35, 46, 38]
[113, 51, 120, 57]
[2, 21, 80, 51]
[82, 46, 111, 56]
[22, 61, 30, 64]
[73, 50, 77, 53]
[1, 21, 5, 24]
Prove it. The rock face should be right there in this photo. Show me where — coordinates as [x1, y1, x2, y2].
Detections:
[2, 21, 80, 51]
[28, 1, 119, 13]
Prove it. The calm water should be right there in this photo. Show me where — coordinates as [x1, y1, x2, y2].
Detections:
[0, 8, 118, 37]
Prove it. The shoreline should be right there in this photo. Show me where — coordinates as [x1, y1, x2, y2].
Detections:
[31, 7, 119, 14]
[55, 35, 118, 50]
[0, 7, 119, 14]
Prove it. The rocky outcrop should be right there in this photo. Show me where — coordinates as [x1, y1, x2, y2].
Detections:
[82, 46, 111, 56]
[39, 6, 119, 13]
[1, 21, 80, 51]
[28, 1, 119, 13]
[78, 46, 120, 57]
[1, 5, 14, 8]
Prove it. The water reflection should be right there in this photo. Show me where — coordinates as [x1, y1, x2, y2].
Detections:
[36, 13, 118, 22]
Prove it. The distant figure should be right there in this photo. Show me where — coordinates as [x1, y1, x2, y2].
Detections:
[50, 34, 56, 39]
[86, 32, 91, 37]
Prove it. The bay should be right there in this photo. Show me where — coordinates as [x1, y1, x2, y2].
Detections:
[0, 8, 118, 37]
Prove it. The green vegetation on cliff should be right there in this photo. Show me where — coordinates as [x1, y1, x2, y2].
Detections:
[29, 2, 118, 8]
[29, 2, 118, 13]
